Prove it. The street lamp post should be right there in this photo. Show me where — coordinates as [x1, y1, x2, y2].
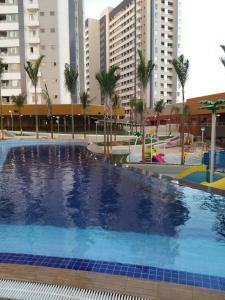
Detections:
[201, 127, 205, 150]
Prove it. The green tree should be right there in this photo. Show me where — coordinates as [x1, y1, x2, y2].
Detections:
[12, 94, 25, 136]
[137, 49, 155, 162]
[96, 65, 120, 156]
[80, 92, 90, 138]
[42, 83, 53, 139]
[154, 99, 166, 136]
[0, 58, 5, 139]
[24, 55, 45, 139]
[200, 99, 225, 182]
[172, 54, 190, 165]
[64, 63, 78, 139]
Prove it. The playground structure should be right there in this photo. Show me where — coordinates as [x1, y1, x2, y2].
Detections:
[175, 151, 225, 191]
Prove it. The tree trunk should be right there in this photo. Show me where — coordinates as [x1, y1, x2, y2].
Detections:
[110, 103, 113, 154]
[180, 88, 185, 165]
[84, 112, 86, 138]
[114, 115, 117, 142]
[71, 98, 75, 139]
[34, 85, 39, 139]
[141, 113, 145, 163]
[50, 116, 53, 139]
[103, 98, 107, 158]
[0, 80, 3, 140]
[169, 113, 172, 136]
[210, 112, 216, 183]
[19, 113, 22, 136]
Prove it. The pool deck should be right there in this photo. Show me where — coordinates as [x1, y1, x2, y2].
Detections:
[0, 264, 224, 300]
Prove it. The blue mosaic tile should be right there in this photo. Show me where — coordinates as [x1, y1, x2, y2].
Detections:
[0, 253, 225, 293]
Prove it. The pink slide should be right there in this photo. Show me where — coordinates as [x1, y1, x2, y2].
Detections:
[153, 154, 166, 164]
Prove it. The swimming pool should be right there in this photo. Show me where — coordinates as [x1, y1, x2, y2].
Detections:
[0, 143, 225, 285]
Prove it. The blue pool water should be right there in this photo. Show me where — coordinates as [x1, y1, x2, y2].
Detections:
[0, 144, 225, 277]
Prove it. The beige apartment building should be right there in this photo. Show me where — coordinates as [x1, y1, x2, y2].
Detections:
[85, 0, 181, 116]
[0, 0, 84, 104]
[85, 18, 101, 104]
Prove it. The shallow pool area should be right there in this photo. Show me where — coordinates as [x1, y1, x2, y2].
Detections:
[0, 143, 225, 283]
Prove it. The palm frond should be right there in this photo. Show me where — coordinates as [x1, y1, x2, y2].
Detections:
[137, 49, 155, 90]
[172, 54, 189, 88]
[42, 83, 52, 116]
[0, 58, 5, 77]
[80, 92, 90, 110]
[154, 99, 165, 114]
[135, 100, 144, 114]
[130, 97, 137, 109]
[24, 55, 45, 86]
[95, 66, 120, 100]
[220, 45, 225, 53]
[11, 94, 25, 109]
[64, 64, 78, 96]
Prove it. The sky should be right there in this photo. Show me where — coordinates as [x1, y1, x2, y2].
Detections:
[84, 0, 225, 99]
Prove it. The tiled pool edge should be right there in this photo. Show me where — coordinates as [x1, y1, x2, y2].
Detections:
[0, 253, 224, 293]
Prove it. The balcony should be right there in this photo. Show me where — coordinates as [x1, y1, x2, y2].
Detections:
[0, 38, 19, 47]
[26, 1, 39, 11]
[28, 36, 40, 44]
[26, 19, 39, 27]
[0, 5, 18, 14]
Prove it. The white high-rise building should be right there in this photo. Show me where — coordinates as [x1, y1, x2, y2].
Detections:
[85, 0, 181, 116]
[0, 0, 84, 104]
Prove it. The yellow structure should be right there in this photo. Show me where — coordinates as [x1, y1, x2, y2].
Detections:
[201, 178, 225, 190]
[175, 165, 207, 180]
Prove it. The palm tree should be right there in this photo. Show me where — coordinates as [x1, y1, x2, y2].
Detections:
[96, 65, 120, 156]
[137, 49, 155, 162]
[42, 83, 53, 139]
[0, 58, 5, 140]
[172, 54, 190, 165]
[112, 93, 120, 142]
[64, 63, 78, 139]
[12, 94, 25, 136]
[24, 55, 44, 139]
[154, 99, 166, 136]
[200, 99, 225, 182]
[80, 92, 90, 138]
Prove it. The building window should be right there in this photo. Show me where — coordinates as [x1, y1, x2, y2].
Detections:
[40, 28, 45, 33]
[50, 11, 55, 16]
[40, 12, 45, 16]
[50, 28, 55, 33]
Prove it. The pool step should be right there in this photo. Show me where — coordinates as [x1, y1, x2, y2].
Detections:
[0, 280, 152, 300]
